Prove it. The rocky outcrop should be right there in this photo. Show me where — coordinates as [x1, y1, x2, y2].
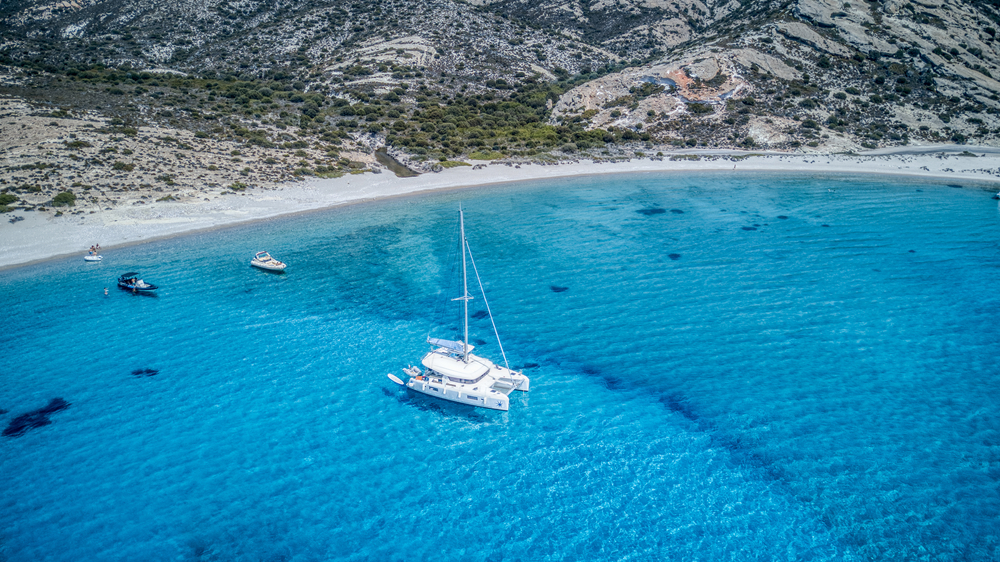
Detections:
[776, 22, 851, 57]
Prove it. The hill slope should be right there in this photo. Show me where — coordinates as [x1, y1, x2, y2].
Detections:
[1, 0, 999, 214]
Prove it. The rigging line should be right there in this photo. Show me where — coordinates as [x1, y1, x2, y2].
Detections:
[465, 239, 510, 370]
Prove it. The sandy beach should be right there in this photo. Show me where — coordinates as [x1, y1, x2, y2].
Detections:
[3, 146, 1000, 271]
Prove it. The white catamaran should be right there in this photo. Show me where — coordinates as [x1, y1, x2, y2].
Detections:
[388, 208, 530, 411]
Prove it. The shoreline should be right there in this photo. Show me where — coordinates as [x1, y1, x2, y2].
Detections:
[3, 148, 1000, 272]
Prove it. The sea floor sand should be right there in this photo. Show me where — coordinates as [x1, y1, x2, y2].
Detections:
[3, 146, 999, 270]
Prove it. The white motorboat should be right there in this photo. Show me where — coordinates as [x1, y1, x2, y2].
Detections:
[251, 251, 286, 271]
[388, 208, 529, 411]
[84, 254, 102, 262]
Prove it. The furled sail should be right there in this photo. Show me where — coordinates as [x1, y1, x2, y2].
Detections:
[427, 337, 474, 354]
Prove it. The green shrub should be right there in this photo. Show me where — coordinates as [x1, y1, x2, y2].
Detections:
[468, 150, 505, 160]
[52, 191, 77, 207]
[229, 182, 248, 191]
[112, 161, 135, 171]
[0, 193, 18, 205]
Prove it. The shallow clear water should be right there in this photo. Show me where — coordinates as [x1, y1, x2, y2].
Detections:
[2, 172, 999, 561]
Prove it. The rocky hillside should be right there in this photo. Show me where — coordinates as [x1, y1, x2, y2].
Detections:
[0, 0, 617, 86]
[2, 0, 1000, 215]
[551, 0, 1000, 151]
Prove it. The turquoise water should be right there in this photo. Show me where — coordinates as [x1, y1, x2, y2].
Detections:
[1, 172, 999, 561]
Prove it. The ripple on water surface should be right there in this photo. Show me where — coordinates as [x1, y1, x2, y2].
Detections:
[1, 172, 999, 561]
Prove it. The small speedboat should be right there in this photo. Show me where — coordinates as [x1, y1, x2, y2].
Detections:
[251, 251, 286, 271]
[117, 272, 158, 293]
[84, 254, 103, 262]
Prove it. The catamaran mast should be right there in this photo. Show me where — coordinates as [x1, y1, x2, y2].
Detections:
[460, 207, 470, 363]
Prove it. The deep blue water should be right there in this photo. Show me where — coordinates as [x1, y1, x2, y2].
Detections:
[1, 172, 999, 561]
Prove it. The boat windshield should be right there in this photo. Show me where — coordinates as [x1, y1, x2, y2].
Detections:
[445, 372, 488, 385]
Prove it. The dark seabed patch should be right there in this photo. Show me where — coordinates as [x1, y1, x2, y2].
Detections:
[670, 209, 684, 214]
[909, 250, 915, 253]
[601, 375, 626, 390]
[0, 408, 7, 415]
[470, 310, 488, 320]
[472, 338, 487, 346]
[777, 215, 789, 219]
[660, 393, 698, 422]
[821, 224, 830, 227]
[550, 285, 569, 293]
[131, 368, 159, 377]
[3, 398, 71, 437]
[742, 226, 757, 231]
[636, 208, 666, 216]
[668, 253, 682, 260]
[519, 363, 539, 369]
[947, 184, 963, 188]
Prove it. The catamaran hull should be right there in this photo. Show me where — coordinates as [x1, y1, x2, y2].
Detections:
[406, 379, 510, 411]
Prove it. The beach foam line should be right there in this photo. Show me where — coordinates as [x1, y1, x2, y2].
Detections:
[2, 150, 999, 271]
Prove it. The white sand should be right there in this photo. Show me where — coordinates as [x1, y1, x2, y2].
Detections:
[3, 147, 999, 270]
